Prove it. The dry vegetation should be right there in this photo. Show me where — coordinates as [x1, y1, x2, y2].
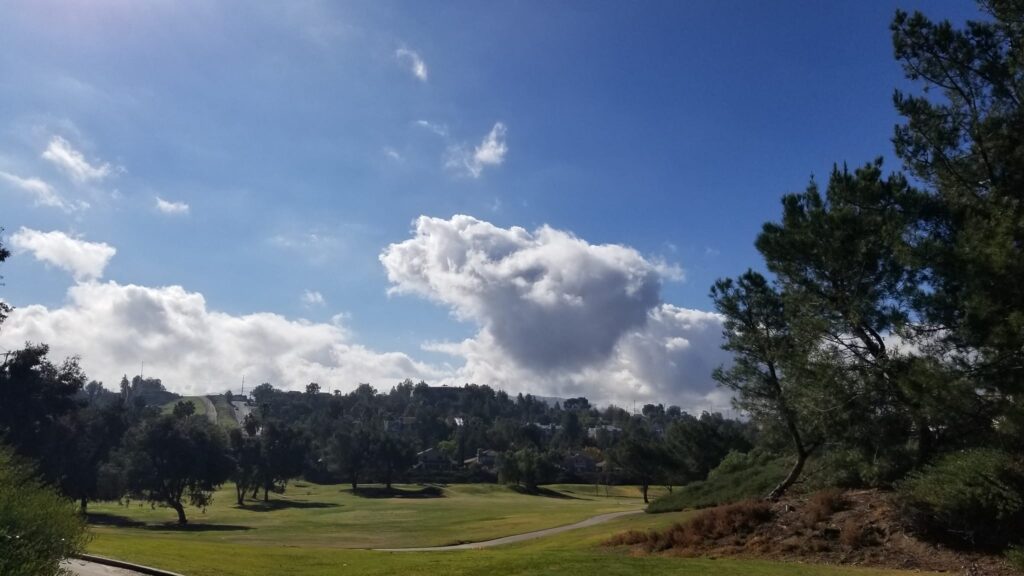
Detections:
[607, 490, 1018, 575]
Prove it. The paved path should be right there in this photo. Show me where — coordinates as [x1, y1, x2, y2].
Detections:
[375, 509, 643, 552]
[231, 400, 252, 426]
[200, 395, 217, 425]
[62, 558, 145, 576]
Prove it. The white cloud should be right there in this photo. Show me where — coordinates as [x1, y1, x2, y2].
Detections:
[10, 228, 116, 281]
[446, 123, 508, 178]
[395, 48, 428, 82]
[0, 281, 442, 396]
[0, 170, 86, 212]
[41, 136, 112, 183]
[155, 197, 190, 215]
[383, 147, 403, 162]
[302, 290, 326, 306]
[381, 215, 725, 407]
[414, 120, 449, 137]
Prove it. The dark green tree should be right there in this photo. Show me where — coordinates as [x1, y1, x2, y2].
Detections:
[118, 413, 234, 524]
[711, 271, 827, 500]
[892, 2, 1024, 414]
[254, 421, 306, 502]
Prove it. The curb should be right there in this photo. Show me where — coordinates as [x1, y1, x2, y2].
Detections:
[73, 554, 186, 576]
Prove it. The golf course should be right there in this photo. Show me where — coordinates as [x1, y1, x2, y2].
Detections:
[82, 484, 937, 576]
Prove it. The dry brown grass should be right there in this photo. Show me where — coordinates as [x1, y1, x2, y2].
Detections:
[605, 500, 773, 552]
[802, 489, 847, 526]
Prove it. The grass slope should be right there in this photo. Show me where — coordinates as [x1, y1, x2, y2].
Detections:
[648, 454, 790, 513]
[159, 396, 210, 418]
[207, 395, 239, 429]
[86, 483, 937, 576]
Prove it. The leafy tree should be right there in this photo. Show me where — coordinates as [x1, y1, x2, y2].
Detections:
[0, 344, 86, 481]
[711, 271, 827, 500]
[755, 162, 935, 465]
[173, 400, 196, 418]
[0, 445, 88, 576]
[118, 413, 234, 524]
[0, 229, 10, 327]
[328, 424, 371, 490]
[254, 421, 306, 501]
[611, 423, 664, 503]
[55, 398, 128, 511]
[892, 2, 1024, 418]
[228, 428, 261, 506]
[371, 432, 416, 489]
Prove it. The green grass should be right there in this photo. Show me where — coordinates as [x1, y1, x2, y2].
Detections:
[207, 395, 239, 429]
[160, 396, 210, 418]
[85, 483, 938, 576]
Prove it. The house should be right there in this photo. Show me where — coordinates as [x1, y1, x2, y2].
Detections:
[587, 424, 622, 440]
[415, 447, 455, 471]
[463, 449, 500, 471]
[562, 452, 598, 476]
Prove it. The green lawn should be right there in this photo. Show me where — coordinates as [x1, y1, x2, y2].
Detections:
[85, 483, 938, 576]
[207, 395, 239, 429]
[159, 396, 210, 418]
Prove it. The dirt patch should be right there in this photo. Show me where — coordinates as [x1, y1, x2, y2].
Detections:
[606, 490, 1016, 575]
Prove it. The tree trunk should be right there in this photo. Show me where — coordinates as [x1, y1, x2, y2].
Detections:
[80, 496, 88, 513]
[171, 501, 188, 525]
[263, 483, 270, 502]
[236, 483, 245, 506]
[767, 448, 808, 501]
[251, 485, 260, 499]
[641, 479, 650, 504]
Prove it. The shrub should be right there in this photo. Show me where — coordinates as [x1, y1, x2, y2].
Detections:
[608, 500, 773, 552]
[899, 448, 1024, 549]
[802, 488, 846, 526]
[0, 446, 89, 576]
[648, 449, 788, 513]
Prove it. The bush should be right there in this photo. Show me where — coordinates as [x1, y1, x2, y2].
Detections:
[606, 500, 773, 552]
[647, 449, 788, 513]
[0, 446, 89, 576]
[899, 448, 1024, 549]
[802, 489, 846, 526]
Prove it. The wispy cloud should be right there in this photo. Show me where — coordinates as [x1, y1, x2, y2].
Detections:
[414, 120, 449, 137]
[155, 196, 190, 215]
[41, 136, 112, 183]
[383, 147, 404, 162]
[395, 48, 428, 82]
[302, 290, 326, 306]
[446, 122, 508, 178]
[0, 170, 86, 212]
[10, 227, 116, 282]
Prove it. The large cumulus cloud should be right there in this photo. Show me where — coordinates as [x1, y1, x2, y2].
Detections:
[382, 215, 732, 408]
[0, 281, 441, 395]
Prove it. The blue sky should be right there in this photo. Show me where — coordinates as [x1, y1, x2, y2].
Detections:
[0, 1, 981, 406]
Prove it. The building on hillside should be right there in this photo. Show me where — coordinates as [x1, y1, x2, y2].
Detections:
[415, 447, 456, 471]
[463, 449, 500, 472]
[562, 452, 598, 476]
[587, 424, 622, 441]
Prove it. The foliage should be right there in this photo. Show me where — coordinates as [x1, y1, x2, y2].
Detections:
[0, 445, 88, 576]
[899, 448, 1024, 548]
[116, 413, 234, 524]
[647, 450, 790, 513]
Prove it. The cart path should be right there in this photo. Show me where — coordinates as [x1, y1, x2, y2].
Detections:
[62, 558, 146, 576]
[374, 509, 643, 552]
[200, 395, 217, 425]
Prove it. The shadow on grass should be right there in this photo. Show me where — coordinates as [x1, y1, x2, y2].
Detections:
[86, 512, 146, 528]
[509, 485, 583, 500]
[237, 500, 341, 512]
[349, 485, 445, 499]
[143, 523, 252, 532]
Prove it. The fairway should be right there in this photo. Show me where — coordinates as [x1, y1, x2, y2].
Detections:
[85, 483, 940, 576]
